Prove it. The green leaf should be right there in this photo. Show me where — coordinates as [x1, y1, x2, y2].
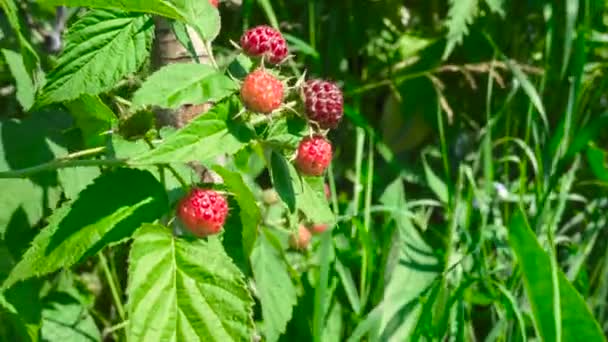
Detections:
[508, 209, 605, 342]
[172, 21, 201, 63]
[504, 58, 548, 130]
[0, 297, 35, 342]
[42, 0, 183, 19]
[42, 0, 220, 42]
[264, 117, 307, 150]
[2, 168, 168, 289]
[130, 96, 254, 165]
[335, 259, 360, 314]
[37, 10, 154, 106]
[227, 54, 254, 80]
[313, 232, 335, 342]
[0, 0, 40, 81]
[561, 0, 579, 77]
[283, 33, 319, 59]
[270, 151, 296, 212]
[0, 113, 71, 234]
[322, 301, 343, 342]
[171, 0, 221, 42]
[64, 95, 116, 148]
[443, 0, 479, 59]
[1, 49, 35, 110]
[484, 0, 505, 16]
[213, 165, 261, 259]
[41, 292, 100, 342]
[586, 145, 608, 182]
[127, 224, 254, 341]
[57, 167, 101, 200]
[377, 179, 441, 341]
[132, 63, 238, 110]
[251, 231, 296, 342]
[287, 163, 334, 225]
[1, 279, 42, 341]
[422, 155, 448, 203]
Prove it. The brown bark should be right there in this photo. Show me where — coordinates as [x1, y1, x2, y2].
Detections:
[152, 17, 220, 182]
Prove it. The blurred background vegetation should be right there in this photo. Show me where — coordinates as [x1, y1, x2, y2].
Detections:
[3, 0, 608, 340]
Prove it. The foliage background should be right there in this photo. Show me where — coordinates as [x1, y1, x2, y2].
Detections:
[1, 0, 608, 341]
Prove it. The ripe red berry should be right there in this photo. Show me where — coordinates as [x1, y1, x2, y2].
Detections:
[303, 80, 344, 129]
[241, 69, 284, 114]
[177, 188, 228, 237]
[209, 0, 219, 7]
[309, 224, 328, 234]
[295, 136, 332, 176]
[240, 25, 289, 64]
[289, 226, 312, 250]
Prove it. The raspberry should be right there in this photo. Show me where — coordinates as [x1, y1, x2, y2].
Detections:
[240, 69, 284, 114]
[309, 224, 328, 234]
[295, 136, 332, 176]
[303, 80, 344, 129]
[240, 25, 289, 64]
[177, 188, 228, 237]
[209, 0, 218, 7]
[289, 226, 312, 250]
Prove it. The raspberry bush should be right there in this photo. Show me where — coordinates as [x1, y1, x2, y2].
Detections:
[1, 1, 607, 341]
[0, 2, 338, 341]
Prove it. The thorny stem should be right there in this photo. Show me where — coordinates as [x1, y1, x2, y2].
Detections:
[0, 158, 125, 179]
[0, 103, 299, 180]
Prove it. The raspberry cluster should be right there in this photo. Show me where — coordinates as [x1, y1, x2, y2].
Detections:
[178, 23, 343, 241]
[238, 26, 343, 176]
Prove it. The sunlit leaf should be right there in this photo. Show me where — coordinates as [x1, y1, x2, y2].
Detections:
[2, 168, 168, 289]
[37, 10, 154, 105]
[127, 224, 254, 341]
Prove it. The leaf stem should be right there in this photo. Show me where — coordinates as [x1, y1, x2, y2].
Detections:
[99, 252, 126, 321]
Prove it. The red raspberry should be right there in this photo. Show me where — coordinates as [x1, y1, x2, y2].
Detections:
[309, 224, 328, 234]
[177, 188, 228, 237]
[240, 69, 284, 114]
[240, 25, 289, 64]
[209, 0, 219, 7]
[303, 80, 344, 129]
[289, 226, 312, 250]
[295, 136, 332, 176]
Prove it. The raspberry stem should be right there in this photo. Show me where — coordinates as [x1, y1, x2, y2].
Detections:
[144, 137, 189, 190]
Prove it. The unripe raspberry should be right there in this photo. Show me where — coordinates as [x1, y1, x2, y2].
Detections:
[303, 80, 344, 129]
[309, 224, 329, 234]
[295, 136, 332, 176]
[241, 69, 284, 114]
[177, 188, 228, 237]
[240, 25, 289, 64]
[289, 226, 312, 250]
[209, 0, 219, 7]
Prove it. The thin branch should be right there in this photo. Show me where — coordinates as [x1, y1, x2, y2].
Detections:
[0, 159, 126, 179]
